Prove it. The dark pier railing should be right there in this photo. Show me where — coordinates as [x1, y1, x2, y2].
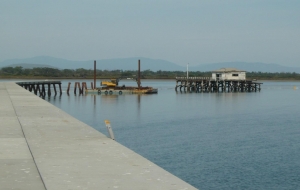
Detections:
[175, 77, 262, 92]
[17, 81, 62, 97]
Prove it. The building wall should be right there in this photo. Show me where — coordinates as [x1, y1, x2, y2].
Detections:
[212, 72, 246, 80]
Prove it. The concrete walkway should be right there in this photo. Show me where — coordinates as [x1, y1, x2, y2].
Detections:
[0, 82, 197, 190]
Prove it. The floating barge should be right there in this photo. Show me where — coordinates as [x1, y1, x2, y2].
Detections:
[86, 86, 158, 95]
[176, 68, 262, 92]
[85, 60, 158, 95]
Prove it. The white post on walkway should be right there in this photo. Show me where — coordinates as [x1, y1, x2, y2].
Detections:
[104, 120, 115, 140]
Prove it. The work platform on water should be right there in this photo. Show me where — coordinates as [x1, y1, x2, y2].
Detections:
[176, 68, 262, 92]
[85, 59, 158, 95]
[0, 82, 196, 190]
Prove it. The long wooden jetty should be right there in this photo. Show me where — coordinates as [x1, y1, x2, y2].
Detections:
[176, 77, 262, 92]
[0, 82, 197, 190]
[16, 81, 62, 97]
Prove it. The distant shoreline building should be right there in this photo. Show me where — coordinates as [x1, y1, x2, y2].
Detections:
[211, 68, 246, 80]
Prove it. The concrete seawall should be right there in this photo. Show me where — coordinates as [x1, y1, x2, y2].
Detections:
[0, 82, 197, 190]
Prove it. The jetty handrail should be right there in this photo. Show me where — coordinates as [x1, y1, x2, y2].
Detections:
[16, 81, 62, 85]
[175, 77, 212, 80]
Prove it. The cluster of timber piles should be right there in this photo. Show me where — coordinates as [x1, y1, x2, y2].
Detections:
[175, 77, 262, 92]
[67, 82, 87, 95]
[17, 81, 62, 97]
[66, 82, 99, 95]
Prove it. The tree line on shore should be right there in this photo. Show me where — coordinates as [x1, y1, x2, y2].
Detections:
[1, 66, 300, 80]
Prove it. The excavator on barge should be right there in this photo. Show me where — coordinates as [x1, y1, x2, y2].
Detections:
[85, 60, 158, 95]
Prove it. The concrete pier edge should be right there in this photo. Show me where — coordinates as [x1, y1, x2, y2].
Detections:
[0, 82, 197, 190]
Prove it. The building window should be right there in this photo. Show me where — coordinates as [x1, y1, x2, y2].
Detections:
[232, 74, 239, 77]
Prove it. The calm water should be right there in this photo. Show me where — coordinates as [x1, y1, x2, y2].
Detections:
[6, 79, 300, 189]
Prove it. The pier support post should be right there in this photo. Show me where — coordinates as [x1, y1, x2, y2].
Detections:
[33, 85, 38, 95]
[82, 82, 87, 94]
[67, 82, 71, 95]
[138, 59, 141, 89]
[36, 85, 41, 96]
[94, 60, 96, 89]
[78, 82, 82, 95]
[59, 84, 62, 96]
[53, 84, 57, 96]
[29, 84, 33, 92]
[74, 82, 77, 95]
[47, 83, 51, 97]
[41, 84, 46, 97]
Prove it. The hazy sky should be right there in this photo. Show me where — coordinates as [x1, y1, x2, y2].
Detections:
[1, 0, 299, 66]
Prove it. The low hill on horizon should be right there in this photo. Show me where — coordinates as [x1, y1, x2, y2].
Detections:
[4, 63, 57, 69]
[192, 62, 300, 73]
[1, 56, 300, 73]
[0, 56, 184, 71]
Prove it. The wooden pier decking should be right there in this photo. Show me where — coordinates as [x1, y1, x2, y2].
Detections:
[0, 82, 197, 190]
[176, 77, 262, 92]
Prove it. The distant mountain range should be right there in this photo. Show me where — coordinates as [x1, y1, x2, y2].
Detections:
[1, 56, 300, 73]
[192, 62, 300, 73]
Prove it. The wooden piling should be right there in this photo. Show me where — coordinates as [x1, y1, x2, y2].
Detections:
[94, 60, 96, 89]
[29, 84, 33, 92]
[53, 84, 57, 96]
[59, 83, 62, 95]
[74, 82, 77, 95]
[78, 82, 82, 95]
[36, 85, 41, 96]
[67, 82, 71, 95]
[82, 82, 87, 95]
[82, 82, 87, 90]
[33, 84, 38, 95]
[47, 83, 51, 97]
[138, 59, 141, 89]
[41, 84, 46, 97]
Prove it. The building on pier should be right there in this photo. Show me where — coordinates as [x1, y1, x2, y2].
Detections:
[212, 68, 246, 80]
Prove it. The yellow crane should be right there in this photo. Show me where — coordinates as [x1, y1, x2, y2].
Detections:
[100, 77, 138, 87]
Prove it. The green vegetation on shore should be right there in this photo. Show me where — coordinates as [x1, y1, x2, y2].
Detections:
[1, 66, 300, 80]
